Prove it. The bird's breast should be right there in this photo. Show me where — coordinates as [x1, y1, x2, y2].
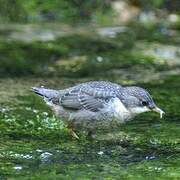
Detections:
[105, 97, 132, 122]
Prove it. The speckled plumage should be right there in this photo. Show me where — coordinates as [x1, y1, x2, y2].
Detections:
[32, 81, 164, 131]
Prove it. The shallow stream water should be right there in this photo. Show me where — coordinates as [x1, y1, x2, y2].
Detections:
[0, 24, 180, 179]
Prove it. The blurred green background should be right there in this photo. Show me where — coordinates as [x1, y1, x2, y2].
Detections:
[0, 1, 180, 179]
[0, 0, 179, 77]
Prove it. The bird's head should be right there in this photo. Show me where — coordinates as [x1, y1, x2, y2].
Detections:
[120, 86, 164, 118]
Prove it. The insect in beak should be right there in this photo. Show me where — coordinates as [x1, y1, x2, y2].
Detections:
[152, 106, 165, 118]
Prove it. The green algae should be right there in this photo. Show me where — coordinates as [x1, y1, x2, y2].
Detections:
[0, 74, 179, 180]
[0, 22, 180, 179]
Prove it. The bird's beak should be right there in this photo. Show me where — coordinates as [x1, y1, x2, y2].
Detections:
[151, 106, 165, 118]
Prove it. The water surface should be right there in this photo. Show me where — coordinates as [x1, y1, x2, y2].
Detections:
[0, 24, 180, 179]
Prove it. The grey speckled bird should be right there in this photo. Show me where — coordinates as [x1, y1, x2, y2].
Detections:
[32, 81, 164, 139]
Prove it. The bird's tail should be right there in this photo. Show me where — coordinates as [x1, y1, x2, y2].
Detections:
[32, 87, 60, 99]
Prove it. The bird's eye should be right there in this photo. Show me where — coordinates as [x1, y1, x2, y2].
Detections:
[142, 101, 148, 106]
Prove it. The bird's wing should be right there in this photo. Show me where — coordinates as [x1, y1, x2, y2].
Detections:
[60, 85, 115, 112]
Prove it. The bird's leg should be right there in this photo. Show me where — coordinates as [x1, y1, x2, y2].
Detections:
[87, 130, 96, 140]
[67, 124, 79, 139]
[69, 128, 79, 140]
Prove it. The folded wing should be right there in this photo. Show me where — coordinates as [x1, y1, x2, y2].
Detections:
[60, 84, 117, 112]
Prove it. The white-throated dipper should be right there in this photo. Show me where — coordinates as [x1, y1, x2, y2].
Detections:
[32, 81, 164, 139]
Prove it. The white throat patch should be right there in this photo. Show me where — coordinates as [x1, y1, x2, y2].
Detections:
[129, 106, 150, 115]
[106, 98, 150, 122]
[107, 98, 131, 122]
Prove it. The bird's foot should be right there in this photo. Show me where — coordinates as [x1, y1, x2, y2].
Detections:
[87, 131, 96, 140]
